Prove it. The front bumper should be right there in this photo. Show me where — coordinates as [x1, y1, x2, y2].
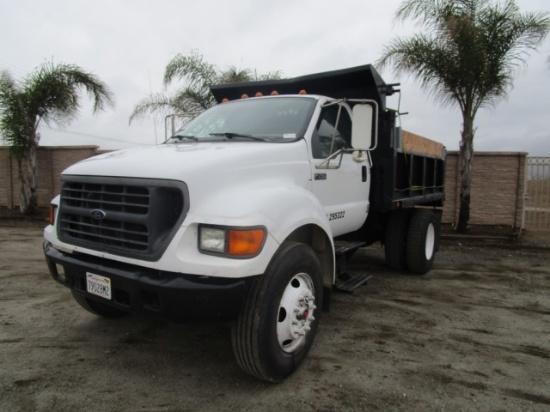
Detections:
[44, 242, 249, 321]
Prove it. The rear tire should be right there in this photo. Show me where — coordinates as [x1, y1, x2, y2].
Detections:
[71, 290, 128, 318]
[384, 210, 411, 270]
[406, 209, 437, 275]
[232, 241, 323, 382]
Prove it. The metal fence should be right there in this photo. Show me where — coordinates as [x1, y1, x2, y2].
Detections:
[524, 157, 550, 231]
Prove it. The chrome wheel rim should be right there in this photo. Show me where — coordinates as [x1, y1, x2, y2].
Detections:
[277, 272, 316, 353]
[425, 223, 435, 260]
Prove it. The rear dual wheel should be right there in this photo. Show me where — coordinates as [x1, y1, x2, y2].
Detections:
[385, 209, 437, 275]
[232, 241, 323, 382]
[406, 210, 437, 274]
[384, 209, 411, 270]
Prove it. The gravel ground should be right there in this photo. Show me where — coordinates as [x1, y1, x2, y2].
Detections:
[1, 221, 549, 411]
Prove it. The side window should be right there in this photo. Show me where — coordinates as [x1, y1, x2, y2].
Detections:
[312, 105, 352, 159]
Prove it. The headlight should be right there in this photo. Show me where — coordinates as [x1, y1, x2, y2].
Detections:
[199, 225, 266, 258]
[199, 227, 226, 253]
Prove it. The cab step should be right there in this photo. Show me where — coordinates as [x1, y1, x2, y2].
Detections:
[334, 241, 367, 278]
[335, 241, 367, 256]
[334, 273, 372, 293]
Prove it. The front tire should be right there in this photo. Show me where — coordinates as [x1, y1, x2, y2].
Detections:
[406, 209, 437, 274]
[232, 241, 323, 382]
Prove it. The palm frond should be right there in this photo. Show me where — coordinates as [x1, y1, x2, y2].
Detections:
[380, 0, 549, 118]
[163, 51, 219, 89]
[129, 92, 187, 124]
[254, 70, 284, 81]
[174, 88, 216, 111]
[378, 35, 462, 110]
[219, 66, 253, 84]
[0, 70, 33, 156]
[21, 61, 115, 128]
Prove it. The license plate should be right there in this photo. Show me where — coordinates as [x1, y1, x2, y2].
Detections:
[86, 272, 112, 300]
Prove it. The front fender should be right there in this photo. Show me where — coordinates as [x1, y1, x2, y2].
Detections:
[192, 182, 333, 245]
[185, 181, 334, 277]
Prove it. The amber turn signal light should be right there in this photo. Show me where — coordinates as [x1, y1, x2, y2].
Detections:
[228, 228, 265, 257]
[49, 204, 57, 225]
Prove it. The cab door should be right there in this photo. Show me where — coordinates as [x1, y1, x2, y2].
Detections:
[310, 102, 371, 237]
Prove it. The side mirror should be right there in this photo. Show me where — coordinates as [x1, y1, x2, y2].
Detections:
[351, 102, 378, 151]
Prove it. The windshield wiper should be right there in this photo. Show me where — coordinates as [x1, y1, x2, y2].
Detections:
[210, 132, 266, 142]
[171, 134, 198, 142]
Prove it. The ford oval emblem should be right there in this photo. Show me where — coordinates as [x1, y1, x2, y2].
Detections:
[90, 209, 107, 220]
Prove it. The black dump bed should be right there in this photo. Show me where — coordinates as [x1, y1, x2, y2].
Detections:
[210, 64, 392, 109]
[210, 65, 445, 212]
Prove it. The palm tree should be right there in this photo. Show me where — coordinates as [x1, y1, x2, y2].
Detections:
[219, 66, 253, 84]
[129, 51, 282, 125]
[221, 66, 283, 83]
[377, 0, 549, 232]
[0, 62, 114, 215]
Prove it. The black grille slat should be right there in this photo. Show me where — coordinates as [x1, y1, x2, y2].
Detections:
[61, 232, 148, 249]
[60, 227, 149, 249]
[58, 177, 188, 261]
[59, 219, 149, 237]
[62, 195, 150, 205]
[61, 198, 149, 214]
[61, 184, 150, 215]
[60, 220, 149, 242]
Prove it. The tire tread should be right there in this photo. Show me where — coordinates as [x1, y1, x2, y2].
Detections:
[406, 209, 436, 275]
[385, 210, 411, 270]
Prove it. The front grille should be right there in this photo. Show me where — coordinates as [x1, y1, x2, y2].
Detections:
[58, 176, 189, 261]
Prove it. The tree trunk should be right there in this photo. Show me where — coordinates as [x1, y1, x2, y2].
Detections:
[456, 114, 475, 233]
[26, 137, 39, 215]
[16, 156, 29, 214]
[16, 131, 39, 215]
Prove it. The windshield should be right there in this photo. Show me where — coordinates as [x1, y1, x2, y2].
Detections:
[170, 96, 316, 142]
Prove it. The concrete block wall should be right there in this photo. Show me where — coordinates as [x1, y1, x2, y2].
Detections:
[443, 151, 526, 228]
[0, 146, 99, 209]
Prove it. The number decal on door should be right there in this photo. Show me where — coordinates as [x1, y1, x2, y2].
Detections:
[328, 211, 346, 221]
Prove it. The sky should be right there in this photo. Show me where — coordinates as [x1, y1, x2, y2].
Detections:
[1, 0, 549, 155]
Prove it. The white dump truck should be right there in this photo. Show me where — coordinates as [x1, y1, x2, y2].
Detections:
[44, 65, 445, 382]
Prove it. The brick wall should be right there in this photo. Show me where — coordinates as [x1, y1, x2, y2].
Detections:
[443, 151, 526, 228]
[0, 146, 527, 228]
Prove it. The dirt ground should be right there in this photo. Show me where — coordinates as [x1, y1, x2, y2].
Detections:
[1, 220, 549, 412]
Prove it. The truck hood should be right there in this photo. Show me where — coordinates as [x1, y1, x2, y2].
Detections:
[63, 141, 310, 183]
